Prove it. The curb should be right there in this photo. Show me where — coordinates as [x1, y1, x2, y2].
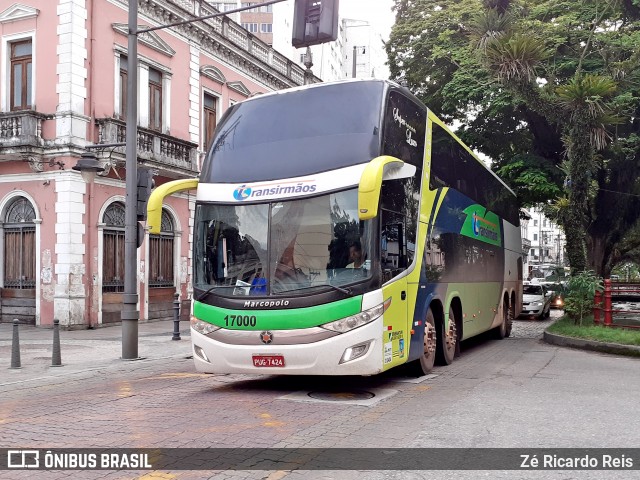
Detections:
[543, 330, 640, 358]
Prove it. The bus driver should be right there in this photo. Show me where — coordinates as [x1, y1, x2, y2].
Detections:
[346, 241, 364, 269]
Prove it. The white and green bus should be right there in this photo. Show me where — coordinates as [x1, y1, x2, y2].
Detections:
[148, 79, 522, 376]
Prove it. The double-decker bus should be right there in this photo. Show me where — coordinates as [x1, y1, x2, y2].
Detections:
[148, 79, 522, 376]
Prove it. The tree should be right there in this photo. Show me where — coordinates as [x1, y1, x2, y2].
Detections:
[387, 1, 564, 201]
[387, 0, 640, 276]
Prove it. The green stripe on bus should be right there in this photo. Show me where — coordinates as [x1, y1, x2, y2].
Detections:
[193, 296, 363, 330]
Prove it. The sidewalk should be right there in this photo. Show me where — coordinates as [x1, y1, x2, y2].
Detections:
[0, 320, 192, 385]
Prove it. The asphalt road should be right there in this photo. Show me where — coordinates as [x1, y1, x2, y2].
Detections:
[2, 309, 639, 480]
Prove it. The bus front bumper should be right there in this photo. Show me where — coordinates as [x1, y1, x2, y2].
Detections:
[191, 318, 384, 376]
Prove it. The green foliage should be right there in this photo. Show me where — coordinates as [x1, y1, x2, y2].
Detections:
[548, 315, 640, 349]
[563, 271, 603, 326]
[495, 155, 562, 206]
[387, 0, 640, 277]
[484, 33, 551, 82]
[611, 262, 640, 282]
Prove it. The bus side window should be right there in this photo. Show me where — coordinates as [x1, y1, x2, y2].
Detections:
[381, 211, 407, 281]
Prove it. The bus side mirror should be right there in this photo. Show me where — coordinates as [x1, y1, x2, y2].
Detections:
[358, 156, 415, 220]
[147, 178, 199, 234]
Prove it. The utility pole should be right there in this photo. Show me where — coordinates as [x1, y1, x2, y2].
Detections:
[122, 0, 139, 360]
[352, 45, 357, 78]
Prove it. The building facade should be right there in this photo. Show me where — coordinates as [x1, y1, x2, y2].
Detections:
[271, 0, 389, 81]
[523, 207, 566, 278]
[209, 1, 274, 45]
[0, 0, 315, 327]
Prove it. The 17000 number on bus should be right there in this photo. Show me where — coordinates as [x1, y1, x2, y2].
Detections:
[224, 314, 257, 327]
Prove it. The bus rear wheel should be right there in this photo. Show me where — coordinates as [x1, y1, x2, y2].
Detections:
[495, 299, 510, 339]
[437, 306, 458, 365]
[409, 308, 437, 376]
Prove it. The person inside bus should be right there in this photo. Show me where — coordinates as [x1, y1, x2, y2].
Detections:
[346, 241, 364, 269]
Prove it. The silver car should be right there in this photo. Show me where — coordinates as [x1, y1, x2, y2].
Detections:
[520, 283, 552, 319]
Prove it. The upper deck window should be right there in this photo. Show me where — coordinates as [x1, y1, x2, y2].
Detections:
[430, 123, 519, 226]
[201, 82, 385, 183]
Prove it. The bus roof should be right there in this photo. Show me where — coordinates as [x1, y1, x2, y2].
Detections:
[200, 80, 388, 184]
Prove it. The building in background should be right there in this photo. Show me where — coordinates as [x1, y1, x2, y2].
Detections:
[0, 0, 316, 327]
[520, 210, 532, 277]
[342, 18, 388, 79]
[523, 207, 567, 279]
[209, 1, 274, 45]
[271, 0, 389, 81]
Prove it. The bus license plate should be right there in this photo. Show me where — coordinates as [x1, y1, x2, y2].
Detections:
[252, 355, 285, 367]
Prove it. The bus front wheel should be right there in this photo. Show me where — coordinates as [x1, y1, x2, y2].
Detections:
[409, 308, 437, 376]
[437, 306, 458, 365]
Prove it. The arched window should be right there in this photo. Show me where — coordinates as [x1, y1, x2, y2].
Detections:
[3, 197, 36, 288]
[103, 202, 125, 292]
[149, 210, 174, 287]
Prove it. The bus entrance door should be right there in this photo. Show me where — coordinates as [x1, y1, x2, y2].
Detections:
[381, 221, 409, 370]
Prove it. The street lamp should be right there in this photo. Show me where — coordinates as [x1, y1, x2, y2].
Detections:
[73, 150, 104, 331]
[72, 151, 105, 183]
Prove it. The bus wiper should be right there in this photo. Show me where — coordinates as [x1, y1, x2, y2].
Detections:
[274, 283, 353, 296]
[327, 284, 353, 296]
[196, 285, 219, 302]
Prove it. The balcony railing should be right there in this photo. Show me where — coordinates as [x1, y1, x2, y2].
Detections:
[0, 111, 47, 150]
[168, 0, 316, 86]
[96, 118, 199, 175]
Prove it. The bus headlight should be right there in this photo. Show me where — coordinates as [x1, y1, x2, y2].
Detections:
[190, 316, 221, 335]
[321, 298, 391, 333]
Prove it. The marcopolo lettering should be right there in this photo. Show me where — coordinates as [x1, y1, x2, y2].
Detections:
[244, 300, 290, 308]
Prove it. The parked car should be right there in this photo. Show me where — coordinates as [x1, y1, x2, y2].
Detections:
[521, 282, 552, 319]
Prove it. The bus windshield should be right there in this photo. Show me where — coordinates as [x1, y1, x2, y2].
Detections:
[200, 81, 384, 183]
[194, 188, 374, 297]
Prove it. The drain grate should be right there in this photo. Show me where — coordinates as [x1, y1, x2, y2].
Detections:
[307, 390, 375, 402]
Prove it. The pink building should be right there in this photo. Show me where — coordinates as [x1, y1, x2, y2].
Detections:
[0, 0, 314, 328]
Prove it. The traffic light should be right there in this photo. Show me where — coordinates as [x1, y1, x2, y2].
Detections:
[292, 0, 339, 48]
[136, 167, 155, 221]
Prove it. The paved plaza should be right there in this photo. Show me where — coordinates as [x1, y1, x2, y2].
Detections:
[2, 311, 640, 480]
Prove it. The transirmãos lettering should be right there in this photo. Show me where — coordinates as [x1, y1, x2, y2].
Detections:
[234, 182, 316, 201]
[479, 225, 498, 241]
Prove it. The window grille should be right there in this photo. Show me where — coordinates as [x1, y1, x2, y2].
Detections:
[149, 210, 175, 287]
[103, 202, 126, 292]
[3, 197, 36, 288]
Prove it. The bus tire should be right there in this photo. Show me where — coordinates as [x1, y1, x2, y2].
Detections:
[436, 306, 458, 365]
[495, 298, 510, 339]
[409, 308, 437, 376]
[506, 300, 514, 337]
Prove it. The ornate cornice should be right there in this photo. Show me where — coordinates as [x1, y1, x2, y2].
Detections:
[135, 0, 299, 91]
[227, 81, 250, 97]
[0, 3, 39, 24]
[112, 23, 176, 57]
[200, 65, 226, 84]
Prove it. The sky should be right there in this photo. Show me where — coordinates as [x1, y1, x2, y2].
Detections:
[340, 0, 395, 40]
